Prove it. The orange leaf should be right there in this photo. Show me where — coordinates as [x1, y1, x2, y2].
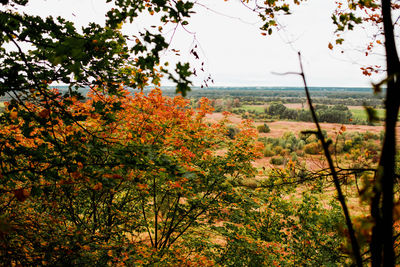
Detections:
[110, 174, 123, 179]
[14, 188, 29, 202]
[38, 109, 50, 119]
[93, 183, 103, 191]
[10, 110, 18, 120]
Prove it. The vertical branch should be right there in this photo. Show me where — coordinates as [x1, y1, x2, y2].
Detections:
[153, 175, 158, 249]
[378, 0, 400, 265]
[297, 52, 363, 267]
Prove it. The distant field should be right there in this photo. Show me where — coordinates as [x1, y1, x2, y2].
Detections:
[233, 105, 265, 113]
[207, 112, 385, 136]
[350, 108, 385, 121]
[263, 103, 385, 122]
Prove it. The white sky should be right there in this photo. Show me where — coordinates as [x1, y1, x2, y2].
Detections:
[16, 0, 388, 87]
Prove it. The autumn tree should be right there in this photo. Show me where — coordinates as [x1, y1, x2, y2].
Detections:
[0, 0, 210, 264]
[0, 1, 278, 265]
[1, 0, 399, 265]
[0, 83, 266, 264]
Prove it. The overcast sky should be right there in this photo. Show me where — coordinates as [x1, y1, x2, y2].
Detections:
[20, 0, 387, 87]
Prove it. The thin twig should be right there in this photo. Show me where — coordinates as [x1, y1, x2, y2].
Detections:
[296, 51, 363, 267]
[272, 52, 363, 266]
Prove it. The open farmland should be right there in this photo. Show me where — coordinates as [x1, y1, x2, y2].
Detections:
[206, 112, 385, 137]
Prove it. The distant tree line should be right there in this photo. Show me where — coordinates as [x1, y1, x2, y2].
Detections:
[165, 88, 384, 107]
[265, 102, 353, 124]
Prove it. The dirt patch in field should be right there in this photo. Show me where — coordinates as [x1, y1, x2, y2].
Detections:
[207, 112, 386, 137]
[256, 120, 385, 139]
[206, 112, 397, 171]
[205, 112, 243, 124]
[253, 153, 328, 171]
[348, 105, 365, 110]
[206, 112, 388, 139]
[284, 103, 309, 109]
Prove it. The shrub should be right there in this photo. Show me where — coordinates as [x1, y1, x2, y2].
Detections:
[297, 140, 305, 150]
[305, 135, 317, 144]
[282, 108, 298, 120]
[280, 148, 290, 156]
[332, 141, 344, 154]
[304, 142, 322, 155]
[257, 123, 271, 133]
[343, 140, 353, 152]
[258, 137, 267, 143]
[363, 131, 379, 140]
[273, 145, 283, 155]
[365, 140, 380, 154]
[266, 102, 287, 117]
[270, 156, 285, 165]
[263, 148, 275, 157]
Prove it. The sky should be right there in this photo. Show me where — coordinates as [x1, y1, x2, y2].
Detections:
[17, 0, 388, 87]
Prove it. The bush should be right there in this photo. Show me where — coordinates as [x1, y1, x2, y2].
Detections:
[270, 156, 285, 165]
[304, 142, 322, 155]
[305, 135, 317, 144]
[280, 148, 290, 156]
[266, 102, 287, 117]
[363, 131, 379, 140]
[365, 140, 380, 154]
[257, 123, 270, 133]
[297, 140, 305, 150]
[343, 140, 353, 152]
[332, 141, 344, 154]
[273, 145, 283, 155]
[263, 148, 275, 157]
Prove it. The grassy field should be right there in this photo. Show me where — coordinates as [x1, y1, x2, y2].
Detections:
[351, 108, 385, 121]
[233, 104, 265, 113]
[236, 104, 387, 123]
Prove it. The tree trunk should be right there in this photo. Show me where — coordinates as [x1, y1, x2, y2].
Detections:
[371, 0, 400, 265]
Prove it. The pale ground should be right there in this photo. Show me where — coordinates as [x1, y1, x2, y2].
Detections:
[207, 112, 376, 221]
[206, 112, 385, 138]
[206, 112, 395, 170]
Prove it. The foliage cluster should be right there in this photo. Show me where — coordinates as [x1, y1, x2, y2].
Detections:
[259, 129, 381, 169]
[1, 0, 399, 265]
[0, 87, 266, 265]
[0, 86, 353, 265]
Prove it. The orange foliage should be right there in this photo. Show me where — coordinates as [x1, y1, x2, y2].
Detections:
[0, 86, 262, 265]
